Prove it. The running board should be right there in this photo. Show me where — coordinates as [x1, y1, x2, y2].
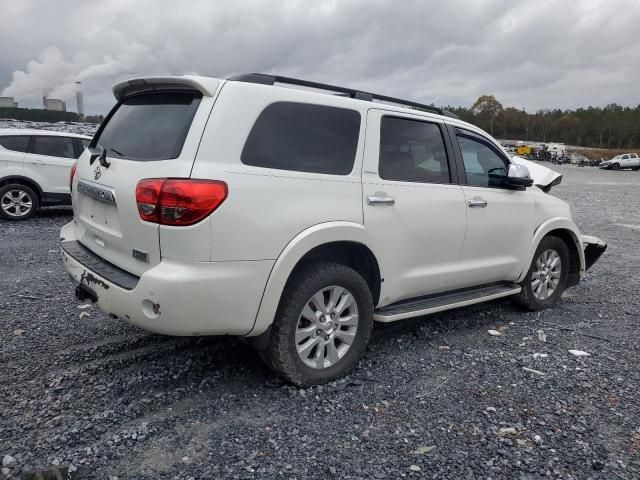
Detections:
[374, 283, 521, 322]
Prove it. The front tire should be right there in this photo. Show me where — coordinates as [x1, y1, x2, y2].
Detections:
[262, 262, 373, 386]
[612, 162, 620, 170]
[0, 184, 39, 220]
[516, 236, 570, 311]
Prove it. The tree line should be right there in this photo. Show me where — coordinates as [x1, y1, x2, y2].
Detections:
[446, 95, 640, 150]
[2, 97, 639, 149]
[0, 107, 80, 123]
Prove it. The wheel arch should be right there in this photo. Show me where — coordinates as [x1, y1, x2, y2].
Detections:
[247, 222, 382, 337]
[0, 175, 44, 201]
[517, 218, 584, 286]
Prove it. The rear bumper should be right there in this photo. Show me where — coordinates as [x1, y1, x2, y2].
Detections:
[581, 235, 607, 271]
[60, 222, 274, 336]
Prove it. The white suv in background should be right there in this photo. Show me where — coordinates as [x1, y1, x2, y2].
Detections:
[599, 152, 640, 170]
[0, 129, 92, 220]
[61, 74, 606, 386]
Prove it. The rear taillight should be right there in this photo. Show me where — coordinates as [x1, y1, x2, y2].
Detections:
[135, 179, 228, 226]
[69, 162, 77, 191]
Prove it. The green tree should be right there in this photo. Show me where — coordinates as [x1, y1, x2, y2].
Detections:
[471, 95, 503, 135]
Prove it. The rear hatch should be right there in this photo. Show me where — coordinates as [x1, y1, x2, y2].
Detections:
[72, 79, 218, 276]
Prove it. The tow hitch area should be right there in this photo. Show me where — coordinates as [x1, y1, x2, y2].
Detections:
[75, 284, 98, 303]
[582, 235, 607, 271]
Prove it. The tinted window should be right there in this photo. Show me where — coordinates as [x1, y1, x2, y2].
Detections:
[0, 135, 30, 153]
[379, 117, 450, 183]
[241, 102, 361, 175]
[33, 136, 75, 159]
[94, 92, 201, 161]
[622, 154, 629, 160]
[457, 134, 509, 187]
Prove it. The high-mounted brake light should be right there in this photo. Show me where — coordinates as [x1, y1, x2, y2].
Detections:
[135, 179, 228, 226]
[69, 162, 78, 192]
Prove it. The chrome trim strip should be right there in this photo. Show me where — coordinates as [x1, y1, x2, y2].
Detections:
[77, 180, 117, 205]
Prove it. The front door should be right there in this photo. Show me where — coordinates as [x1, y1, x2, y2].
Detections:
[452, 128, 534, 285]
[362, 110, 468, 306]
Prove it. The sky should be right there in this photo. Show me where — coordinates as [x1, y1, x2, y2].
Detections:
[1, 0, 639, 116]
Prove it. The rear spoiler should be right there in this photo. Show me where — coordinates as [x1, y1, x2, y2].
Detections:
[113, 76, 220, 101]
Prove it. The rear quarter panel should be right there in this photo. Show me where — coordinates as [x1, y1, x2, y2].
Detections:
[0, 147, 25, 179]
[190, 81, 368, 262]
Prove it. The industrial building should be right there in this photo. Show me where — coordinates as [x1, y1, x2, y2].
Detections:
[0, 96, 18, 108]
[43, 97, 66, 112]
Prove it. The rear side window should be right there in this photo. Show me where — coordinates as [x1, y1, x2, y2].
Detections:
[33, 136, 76, 159]
[94, 92, 201, 161]
[0, 136, 29, 153]
[379, 116, 451, 183]
[241, 102, 361, 175]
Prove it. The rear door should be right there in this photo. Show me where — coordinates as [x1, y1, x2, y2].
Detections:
[362, 110, 468, 305]
[27, 135, 77, 194]
[72, 90, 212, 276]
[0, 135, 29, 173]
[620, 154, 631, 168]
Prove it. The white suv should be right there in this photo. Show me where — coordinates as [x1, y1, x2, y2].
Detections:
[61, 74, 606, 385]
[599, 152, 640, 170]
[0, 129, 92, 220]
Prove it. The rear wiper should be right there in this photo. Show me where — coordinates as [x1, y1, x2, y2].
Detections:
[88, 145, 111, 168]
[109, 148, 126, 157]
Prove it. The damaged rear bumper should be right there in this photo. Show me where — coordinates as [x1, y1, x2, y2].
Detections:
[581, 235, 607, 271]
[59, 222, 274, 336]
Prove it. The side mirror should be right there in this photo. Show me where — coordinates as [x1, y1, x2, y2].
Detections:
[506, 163, 534, 189]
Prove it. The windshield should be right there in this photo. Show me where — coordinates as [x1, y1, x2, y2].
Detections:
[94, 92, 201, 161]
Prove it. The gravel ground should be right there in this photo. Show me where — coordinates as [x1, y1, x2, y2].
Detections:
[1, 164, 639, 479]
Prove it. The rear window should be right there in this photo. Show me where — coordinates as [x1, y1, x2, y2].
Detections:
[241, 102, 361, 175]
[0, 135, 29, 153]
[94, 92, 201, 161]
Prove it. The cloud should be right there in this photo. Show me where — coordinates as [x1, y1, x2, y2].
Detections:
[0, 0, 638, 115]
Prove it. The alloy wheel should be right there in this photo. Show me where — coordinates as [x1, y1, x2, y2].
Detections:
[531, 249, 562, 301]
[1, 189, 33, 218]
[295, 285, 359, 369]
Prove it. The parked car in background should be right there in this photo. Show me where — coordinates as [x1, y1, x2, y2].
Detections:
[545, 143, 565, 157]
[61, 74, 606, 386]
[599, 153, 640, 170]
[0, 129, 92, 220]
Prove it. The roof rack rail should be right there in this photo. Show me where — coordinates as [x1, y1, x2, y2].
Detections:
[227, 73, 458, 119]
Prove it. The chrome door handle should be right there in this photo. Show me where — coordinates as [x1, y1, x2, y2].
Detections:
[367, 195, 395, 206]
[468, 198, 488, 208]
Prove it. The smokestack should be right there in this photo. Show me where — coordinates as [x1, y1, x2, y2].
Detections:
[75, 81, 85, 120]
[42, 89, 47, 109]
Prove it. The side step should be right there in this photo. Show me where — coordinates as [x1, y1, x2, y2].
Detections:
[374, 283, 521, 322]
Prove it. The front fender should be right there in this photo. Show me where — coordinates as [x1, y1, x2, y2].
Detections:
[516, 217, 585, 284]
[247, 221, 375, 337]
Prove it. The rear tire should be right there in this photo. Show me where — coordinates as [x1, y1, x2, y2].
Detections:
[261, 261, 373, 386]
[0, 183, 39, 220]
[516, 236, 570, 311]
[632, 166, 640, 171]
